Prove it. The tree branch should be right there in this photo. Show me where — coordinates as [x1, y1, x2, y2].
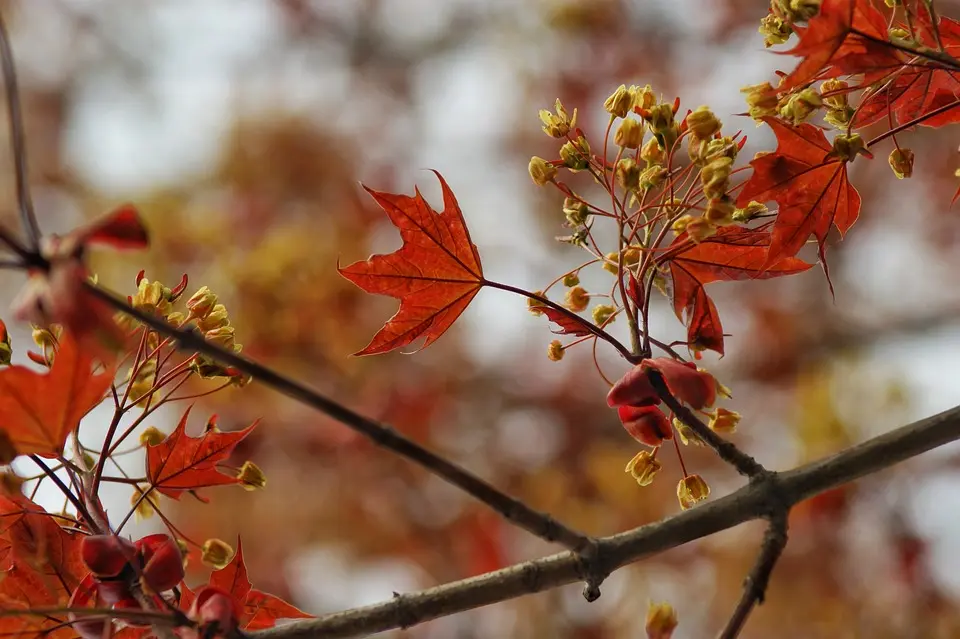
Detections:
[648, 369, 767, 478]
[248, 401, 960, 639]
[83, 282, 598, 556]
[718, 512, 788, 639]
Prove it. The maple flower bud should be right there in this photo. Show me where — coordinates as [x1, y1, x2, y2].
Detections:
[888, 148, 915, 179]
[625, 449, 661, 487]
[139, 426, 166, 447]
[645, 601, 679, 639]
[616, 158, 641, 191]
[539, 99, 577, 138]
[641, 137, 665, 167]
[205, 326, 236, 350]
[643, 102, 680, 152]
[614, 118, 644, 149]
[527, 291, 546, 316]
[602, 252, 620, 275]
[779, 88, 822, 125]
[128, 359, 157, 408]
[31, 324, 60, 350]
[237, 461, 267, 491]
[759, 12, 792, 47]
[677, 474, 710, 510]
[671, 214, 695, 234]
[0, 430, 15, 464]
[186, 286, 219, 320]
[201, 538, 235, 570]
[733, 201, 768, 223]
[672, 416, 704, 447]
[783, 0, 821, 22]
[832, 133, 866, 161]
[686, 106, 721, 140]
[819, 79, 849, 110]
[703, 136, 739, 163]
[623, 246, 641, 266]
[528, 156, 557, 186]
[741, 82, 778, 122]
[708, 407, 741, 434]
[547, 339, 564, 362]
[563, 197, 590, 226]
[631, 84, 656, 112]
[639, 166, 667, 192]
[132, 279, 171, 316]
[701, 156, 733, 200]
[704, 197, 736, 226]
[686, 218, 718, 243]
[564, 286, 590, 312]
[131, 485, 159, 521]
[592, 304, 616, 326]
[604, 84, 633, 118]
[562, 272, 580, 287]
[889, 26, 911, 41]
[560, 136, 591, 171]
[198, 304, 230, 332]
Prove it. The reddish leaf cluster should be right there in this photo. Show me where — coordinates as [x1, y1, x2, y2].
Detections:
[145, 407, 259, 501]
[606, 358, 721, 447]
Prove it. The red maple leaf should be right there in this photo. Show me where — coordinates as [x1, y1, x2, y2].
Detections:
[531, 304, 593, 337]
[180, 540, 311, 631]
[664, 227, 813, 354]
[145, 407, 258, 500]
[0, 495, 86, 638]
[0, 333, 114, 458]
[855, 15, 960, 128]
[778, 0, 901, 92]
[736, 118, 862, 267]
[339, 171, 485, 356]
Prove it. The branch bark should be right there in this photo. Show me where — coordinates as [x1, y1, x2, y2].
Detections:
[84, 283, 597, 555]
[249, 401, 960, 639]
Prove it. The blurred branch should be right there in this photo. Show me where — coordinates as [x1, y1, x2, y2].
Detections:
[718, 513, 788, 639]
[0, 11, 38, 246]
[85, 282, 599, 556]
[248, 400, 960, 638]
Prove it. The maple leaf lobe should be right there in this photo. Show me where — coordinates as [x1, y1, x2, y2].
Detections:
[339, 171, 485, 356]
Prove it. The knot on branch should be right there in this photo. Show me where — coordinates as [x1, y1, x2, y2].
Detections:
[575, 538, 608, 602]
[391, 592, 421, 629]
[750, 470, 792, 519]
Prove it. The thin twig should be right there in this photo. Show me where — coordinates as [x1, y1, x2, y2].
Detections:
[0, 12, 40, 246]
[647, 369, 766, 478]
[717, 512, 789, 639]
[83, 281, 598, 555]
[250, 400, 960, 639]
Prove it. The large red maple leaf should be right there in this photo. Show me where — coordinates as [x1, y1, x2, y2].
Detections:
[663, 227, 813, 354]
[339, 171, 484, 356]
[736, 118, 861, 267]
[0, 495, 86, 639]
[0, 333, 114, 458]
[179, 540, 311, 631]
[778, 0, 902, 92]
[854, 14, 960, 128]
[145, 407, 258, 500]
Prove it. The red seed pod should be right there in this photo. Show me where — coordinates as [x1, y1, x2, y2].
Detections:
[81, 534, 138, 579]
[191, 586, 240, 637]
[618, 405, 673, 447]
[136, 533, 185, 592]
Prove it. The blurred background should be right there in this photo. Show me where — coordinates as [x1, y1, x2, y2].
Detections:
[6, 0, 960, 637]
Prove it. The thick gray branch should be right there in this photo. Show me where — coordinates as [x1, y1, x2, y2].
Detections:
[253, 402, 960, 639]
